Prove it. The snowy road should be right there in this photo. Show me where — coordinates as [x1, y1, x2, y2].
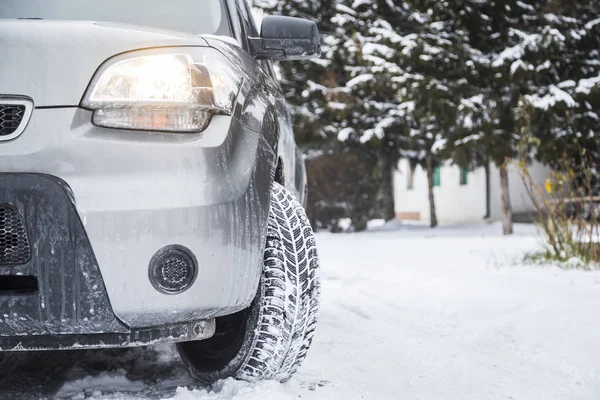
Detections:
[2, 222, 600, 399]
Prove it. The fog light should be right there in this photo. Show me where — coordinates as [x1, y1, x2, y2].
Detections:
[149, 245, 198, 294]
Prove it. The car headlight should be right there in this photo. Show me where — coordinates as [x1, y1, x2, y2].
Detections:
[81, 48, 242, 133]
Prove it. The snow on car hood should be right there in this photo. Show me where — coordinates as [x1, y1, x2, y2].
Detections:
[0, 20, 209, 107]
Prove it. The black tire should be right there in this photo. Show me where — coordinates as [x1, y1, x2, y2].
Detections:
[177, 182, 320, 384]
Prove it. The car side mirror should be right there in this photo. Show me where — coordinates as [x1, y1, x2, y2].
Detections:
[249, 16, 321, 61]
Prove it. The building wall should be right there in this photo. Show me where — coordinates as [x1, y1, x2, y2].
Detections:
[488, 162, 552, 220]
[393, 159, 487, 223]
[393, 160, 552, 224]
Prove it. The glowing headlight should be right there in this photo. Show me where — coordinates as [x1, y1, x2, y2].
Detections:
[81, 49, 241, 133]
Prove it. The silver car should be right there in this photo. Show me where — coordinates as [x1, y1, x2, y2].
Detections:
[0, 0, 321, 384]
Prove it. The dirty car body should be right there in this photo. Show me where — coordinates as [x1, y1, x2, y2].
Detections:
[0, 0, 316, 350]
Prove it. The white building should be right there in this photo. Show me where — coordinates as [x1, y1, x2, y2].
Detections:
[393, 159, 552, 224]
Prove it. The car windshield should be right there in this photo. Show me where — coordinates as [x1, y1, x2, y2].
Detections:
[0, 0, 230, 35]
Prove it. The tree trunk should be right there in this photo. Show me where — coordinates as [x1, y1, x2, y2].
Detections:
[426, 155, 438, 228]
[380, 151, 396, 221]
[499, 161, 513, 235]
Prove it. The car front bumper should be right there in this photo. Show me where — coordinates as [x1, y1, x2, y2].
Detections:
[0, 107, 276, 348]
[1, 319, 216, 351]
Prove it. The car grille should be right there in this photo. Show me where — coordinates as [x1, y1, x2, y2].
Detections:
[0, 205, 31, 265]
[0, 104, 27, 136]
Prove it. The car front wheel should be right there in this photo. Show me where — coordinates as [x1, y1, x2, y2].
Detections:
[177, 182, 321, 384]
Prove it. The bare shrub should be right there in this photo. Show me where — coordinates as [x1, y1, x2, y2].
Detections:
[520, 153, 600, 269]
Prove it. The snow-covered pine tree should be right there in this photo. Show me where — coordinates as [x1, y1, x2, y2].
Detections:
[320, 0, 398, 227]
[262, 0, 477, 227]
[260, 0, 416, 222]
[336, 0, 416, 221]
[447, 0, 549, 235]
[257, 0, 600, 231]
[452, 0, 600, 233]
[366, 0, 472, 227]
[256, 0, 406, 227]
[518, 1, 600, 177]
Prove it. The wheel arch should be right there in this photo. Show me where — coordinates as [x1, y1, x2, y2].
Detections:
[274, 157, 285, 186]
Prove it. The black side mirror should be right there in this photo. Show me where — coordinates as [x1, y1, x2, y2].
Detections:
[249, 16, 321, 61]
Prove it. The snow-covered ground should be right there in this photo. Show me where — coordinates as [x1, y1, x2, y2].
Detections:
[2, 222, 600, 399]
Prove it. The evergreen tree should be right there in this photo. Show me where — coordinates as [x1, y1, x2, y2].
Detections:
[256, 0, 600, 231]
[449, 0, 546, 235]
[451, 0, 600, 233]
[334, 0, 416, 221]
[519, 1, 600, 171]
[369, 2, 473, 227]
[256, 0, 388, 230]
[258, 0, 416, 223]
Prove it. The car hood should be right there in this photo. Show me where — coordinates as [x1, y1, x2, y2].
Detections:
[0, 20, 209, 107]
